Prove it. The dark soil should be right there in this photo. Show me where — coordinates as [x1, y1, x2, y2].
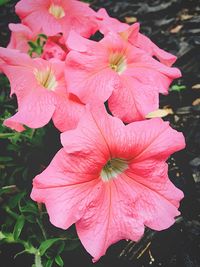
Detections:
[0, 0, 200, 267]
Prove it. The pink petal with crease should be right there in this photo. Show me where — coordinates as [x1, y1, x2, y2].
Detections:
[31, 148, 102, 229]
[96, 8, 128, 35]
[108, 75, 159, 122]
[4, 88, 56, 130]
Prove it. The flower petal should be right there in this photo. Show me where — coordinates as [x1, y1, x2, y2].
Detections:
[126, 54, 181, 94]
[62, 0, 98, 38]
[4, 87, 56, 130]
[126, 160, 184, 208]
[66, 30, 93, 52]
[96, 8, 128, 35]
[125, 118, 185, 161]
[108, 75, 159, 122]
[65, 49, 119, 103]
[52, 94, 85, 132]
[31, 148, 102, 229]
[76, 178, 145, 262]
[16, 0, 98, 38]
[126, 23, 177, 66]
[7, 23, 35, 53]
[121, 174, 182, 231]
[16, 0, 62, 35]
[0, 48, 71, 131]
[0, 47, 33, 67]
[61, 104, 130, 160]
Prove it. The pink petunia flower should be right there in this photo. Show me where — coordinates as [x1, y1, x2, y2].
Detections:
[31, 104, 185, 262]
[96, 9, 177, 67]
[15, 0, 98, 38]
[0, 47, 84, 132]
[65, 31, 181, 123]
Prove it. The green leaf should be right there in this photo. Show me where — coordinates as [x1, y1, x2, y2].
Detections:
[39, 238, 61, 256]
[0, 231, 6, 240]
[38, 34, 47, 39]
[25, 215, 36, 223]
[35, 47, 43, 55]
[0, 0, 10, 6]
[0, 185, 18, 196]
[8, 192, 25, 209]
[28, 41, 37, 49]
[45, 259, 54, 267]
[0, 133, 16, 139]
[13, 215, 25, 240]
[20, 202, 38, 214]
[0, 156, 12, 162]
[0, 231, 14, 243]
[170, 84, 186, 92]
[24, 242, 37, 254]
[55, 255, 64, 267]
[36, 37, 41, 46]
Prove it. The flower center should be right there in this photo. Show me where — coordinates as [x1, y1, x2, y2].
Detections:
[48, 4, 65, 19]
[109, 53, 127, 74]
[100, 158, 128, 182]
[34, 68, 57, 90]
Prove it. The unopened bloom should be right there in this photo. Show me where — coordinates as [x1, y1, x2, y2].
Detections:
[31, 104, 185, 262]
[65, 32, 181, 122]
[0, 48, 84, 132]
[41, 35, 68, 61]
[15, 0, 98, 38]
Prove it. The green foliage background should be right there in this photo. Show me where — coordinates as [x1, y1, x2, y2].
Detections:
[0, 74, 81, 267]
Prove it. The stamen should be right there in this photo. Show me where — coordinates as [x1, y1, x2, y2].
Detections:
[34, 68, 57, 90]
[48, 4, 65, 19]
[109, 52, 127, 74]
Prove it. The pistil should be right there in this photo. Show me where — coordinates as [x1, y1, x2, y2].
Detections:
[109, 52, 127, 74]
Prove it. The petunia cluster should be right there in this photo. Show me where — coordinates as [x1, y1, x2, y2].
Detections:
[0, 0, 185, 262]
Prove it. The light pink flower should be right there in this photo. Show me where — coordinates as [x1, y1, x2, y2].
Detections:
[0, 47, 84, 132]
[65, 32, 181, 123]
[31, 104, 185, 262]
[96, 9, 176, 67]
[15, 0, 98, 38]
